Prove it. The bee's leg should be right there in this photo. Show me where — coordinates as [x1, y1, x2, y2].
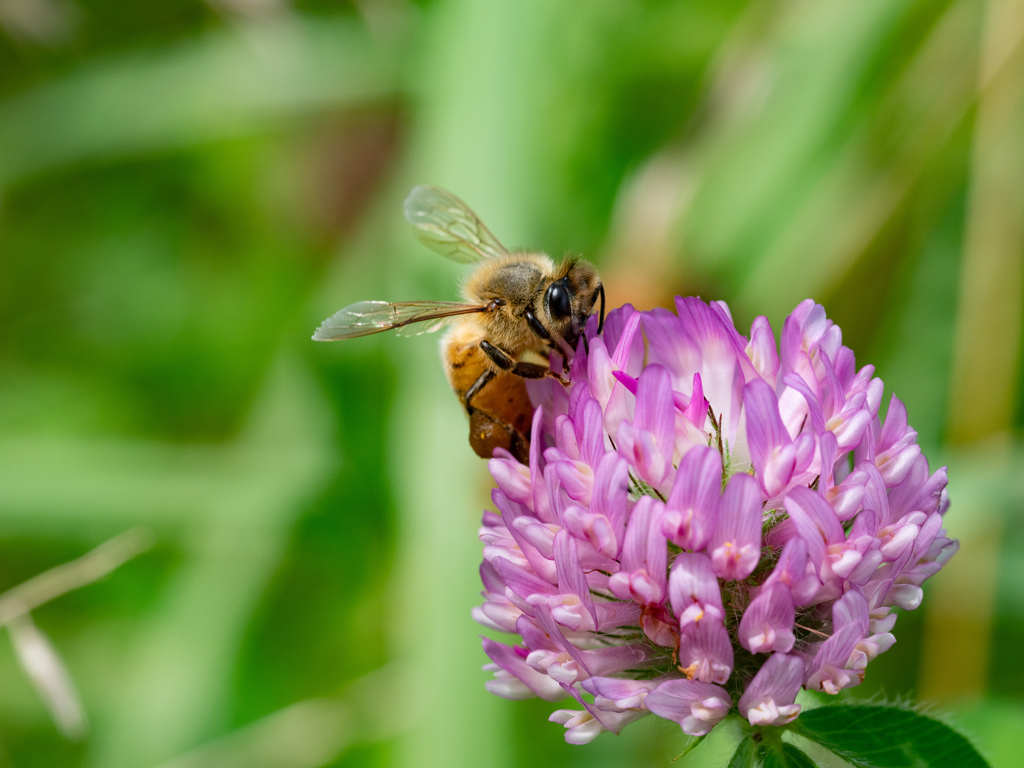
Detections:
[543, 340, 571, 376]
[523, 308, 551, 341]
[480, 340, 568, 386]
[463, 368, 496, 415]
[577, 283, 603, 358]
[523, 309, 572, 375]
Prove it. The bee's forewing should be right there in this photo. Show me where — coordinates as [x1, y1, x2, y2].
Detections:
[403, 186, 510, 263]
[312, 300, 487, 341]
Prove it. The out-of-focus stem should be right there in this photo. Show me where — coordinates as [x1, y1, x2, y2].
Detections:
[0, 527, 153, 625]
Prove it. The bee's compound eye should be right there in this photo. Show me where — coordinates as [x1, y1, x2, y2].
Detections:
[546, 278, 572, 320]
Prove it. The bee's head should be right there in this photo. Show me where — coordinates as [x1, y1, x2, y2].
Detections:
[541, 259, 603, 349]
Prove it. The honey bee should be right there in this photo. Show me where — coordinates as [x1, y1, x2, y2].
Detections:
[312, 185, 604, 463]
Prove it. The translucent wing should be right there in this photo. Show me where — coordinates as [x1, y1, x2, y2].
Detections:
[312, 300, 488, 341]
[403, 185, 510, 263]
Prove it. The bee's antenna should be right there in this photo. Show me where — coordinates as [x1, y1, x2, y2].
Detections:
[596, 283, 606, 335]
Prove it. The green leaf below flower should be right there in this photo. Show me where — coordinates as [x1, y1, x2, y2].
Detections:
[726, 736, 757, 768]
[761, 742, 818, 768]
[789, 705, 990, 768]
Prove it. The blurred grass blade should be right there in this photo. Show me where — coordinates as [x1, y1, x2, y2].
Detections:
[85, 356, 339, 768]
[946, 0, 1024, 444]
[0, 16, 402, 186]
[155, 697, 350, 768]
[8, 613, 88, 740]
[919, 0, 1024, 704]
[733, 0, 984, 315]
[153, 663, 410, 768]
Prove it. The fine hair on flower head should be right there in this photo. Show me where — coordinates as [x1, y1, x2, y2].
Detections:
[475, 296, 956, 744]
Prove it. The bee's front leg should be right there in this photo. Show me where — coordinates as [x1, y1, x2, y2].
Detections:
[479, 340, 569, 386]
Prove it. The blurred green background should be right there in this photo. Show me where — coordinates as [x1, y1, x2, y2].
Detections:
[0, 0, 1022, 766]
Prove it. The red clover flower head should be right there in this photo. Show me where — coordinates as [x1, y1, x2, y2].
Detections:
[475, 297, 956, 744]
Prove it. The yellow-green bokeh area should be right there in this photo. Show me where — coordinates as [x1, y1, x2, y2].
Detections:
[0, 1, 1022, 767]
